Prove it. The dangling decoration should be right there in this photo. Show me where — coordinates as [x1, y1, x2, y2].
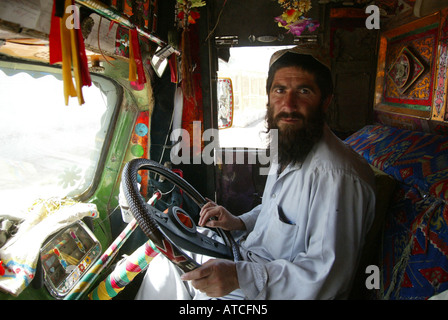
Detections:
[49, 0, 91, 105]
[180, 27, 194, 99]
[274, 0, 320, 37]
[169, 53, 179, 84]
[176, 0, 205, 29]
[128, 28, 147, 90]
[175, 0, 206, 100]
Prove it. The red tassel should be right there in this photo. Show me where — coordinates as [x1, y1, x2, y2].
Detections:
[129, 28, 146, 89]
[75, 24, 91, 87]
[49, 0, 62, 64]
[169, 54, 178, 83]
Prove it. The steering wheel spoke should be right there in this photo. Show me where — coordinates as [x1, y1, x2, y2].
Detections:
[122, 159, 240, 273]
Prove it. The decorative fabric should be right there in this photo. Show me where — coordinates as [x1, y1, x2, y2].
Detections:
[345, 125, 448, 300]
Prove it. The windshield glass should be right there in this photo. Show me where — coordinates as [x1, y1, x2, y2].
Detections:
[0, 61, 119, 215]
[217, 46, 294, 148]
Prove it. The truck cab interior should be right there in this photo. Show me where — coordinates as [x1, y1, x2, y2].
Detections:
[1, 0, 448, 301]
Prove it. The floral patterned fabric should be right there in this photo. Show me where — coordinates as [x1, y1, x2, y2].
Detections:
[345, 125, 448, 300]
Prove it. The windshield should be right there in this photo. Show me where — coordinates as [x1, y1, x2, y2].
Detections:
[217, 46, 294, 148]
[0, 61, 119, 216]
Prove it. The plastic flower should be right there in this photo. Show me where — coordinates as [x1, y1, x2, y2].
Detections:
[275, 0, 318, 36]
[287, 17, 320, 36]
[283, 8, 300, 23]
[298, 0, 311, 12]
[275, 16, 288, 27]
[176, 0, 205, 27]
[188, 10, 201, 24]
[190, 0, 206, 8]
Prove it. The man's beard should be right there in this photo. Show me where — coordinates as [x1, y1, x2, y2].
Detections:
[266, 104, 325, 169]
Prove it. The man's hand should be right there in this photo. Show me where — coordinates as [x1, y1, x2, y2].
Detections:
[198, 199, 246, 231]
[181, 259, 239, 297]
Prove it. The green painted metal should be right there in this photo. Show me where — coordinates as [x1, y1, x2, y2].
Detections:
[87, 58, 152, 242]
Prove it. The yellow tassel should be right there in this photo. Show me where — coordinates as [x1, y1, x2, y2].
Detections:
[128, 30, 137, 82]
[70, 26, 84, 105]
[58, 0, 87, 105]
[60, 0, 77, 105]
[60, 20, 76, 105]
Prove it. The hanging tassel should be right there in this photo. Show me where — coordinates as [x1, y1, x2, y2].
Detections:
[49, 0, 91, 105]
[128, 29, 137, 83]
[75, 11, 92, 91]
[180, 28, 194, 100]
[49, 0, 64, 64]
[128, 28, 146, 90]
[60, 5, 77, 106]
[70, 20, 84, 105]
[169, 53, 178, 84]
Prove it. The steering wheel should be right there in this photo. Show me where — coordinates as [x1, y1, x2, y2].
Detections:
[121, 158, 241, 273]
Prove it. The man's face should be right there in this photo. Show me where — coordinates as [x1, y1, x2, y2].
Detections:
[268, 66, 325, 132]
[266, 66, 331, 166]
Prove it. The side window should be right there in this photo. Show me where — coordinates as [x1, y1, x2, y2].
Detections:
[0, 62, 119, 214]
[217, 46, 293, 148]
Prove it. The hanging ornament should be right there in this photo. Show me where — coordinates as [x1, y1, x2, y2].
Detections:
[274, 0, 320, 37]
[175, 0, 206, 100]
[128, 28, 147, 90]
[175, 0, 206, 29]
[49, 0, 91, 105]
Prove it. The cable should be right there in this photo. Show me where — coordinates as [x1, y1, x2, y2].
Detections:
[204, 0, 228, 43]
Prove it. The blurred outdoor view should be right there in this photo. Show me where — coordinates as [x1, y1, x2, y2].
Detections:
[217, 46, 293, 148]
[0, 64, 118, 216]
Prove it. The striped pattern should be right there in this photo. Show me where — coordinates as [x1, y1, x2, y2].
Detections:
[89, 241, 159, 300]
[64, 218, 139, 300]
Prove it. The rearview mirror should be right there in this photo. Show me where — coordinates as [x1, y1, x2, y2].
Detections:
[217, 78, 234, 129]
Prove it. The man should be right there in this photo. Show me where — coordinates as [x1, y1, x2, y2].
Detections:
[136, 47, 376, 300]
